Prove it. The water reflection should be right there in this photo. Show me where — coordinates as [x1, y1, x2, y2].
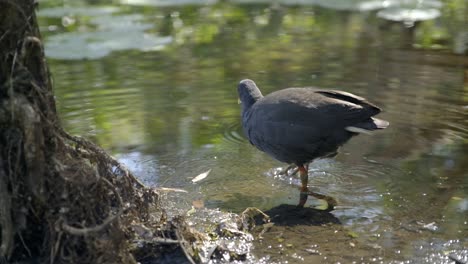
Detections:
[38, 1, 467, 263]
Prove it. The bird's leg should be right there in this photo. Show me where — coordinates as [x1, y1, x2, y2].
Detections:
[296, 164, 338, 211]
[297, 165, 309, 208]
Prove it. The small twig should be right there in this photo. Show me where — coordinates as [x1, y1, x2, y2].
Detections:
[17, 233, 31, 257]
[152, 238, 180, 244]
[258, 222, 274, 239]
[241, 207, 270, 221]
[0, 29, 9, 44]
[238, 207, 270, 233]
[9, 51, 17, 120]
[50, 231, 63, 264]
[175, 229, 196, 264]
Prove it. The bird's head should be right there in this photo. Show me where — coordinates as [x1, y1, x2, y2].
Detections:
[237, 79, 263, 112]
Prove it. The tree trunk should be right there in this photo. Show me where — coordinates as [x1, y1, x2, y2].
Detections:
[0, 0, 56, 259]
[0, 1, 159, 263]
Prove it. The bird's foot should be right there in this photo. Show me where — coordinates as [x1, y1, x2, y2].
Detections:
[296, 188, 337, 212]
[307, 190, 337, 212]
[278, 164, 299, 177]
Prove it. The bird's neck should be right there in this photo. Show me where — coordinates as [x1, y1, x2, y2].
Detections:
[241, 94, 261, 115]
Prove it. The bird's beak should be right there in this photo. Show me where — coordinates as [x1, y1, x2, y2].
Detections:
[237, 98, 241, 104]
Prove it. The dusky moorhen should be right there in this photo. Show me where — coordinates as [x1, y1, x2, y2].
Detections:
[238, 79, 389, 210]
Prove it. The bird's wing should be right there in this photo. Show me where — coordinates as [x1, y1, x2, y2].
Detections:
[254, 88, 380, 128]
[314, 90, 381, 113]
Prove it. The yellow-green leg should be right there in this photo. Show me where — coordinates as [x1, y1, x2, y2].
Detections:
[296, 164, 338, 211]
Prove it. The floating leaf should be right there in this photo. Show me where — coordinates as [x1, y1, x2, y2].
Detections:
[192, 169, 211, 183]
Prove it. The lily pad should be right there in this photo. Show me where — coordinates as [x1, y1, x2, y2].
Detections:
[43, 14, 172, 59]
[120, 0, 217, 6]
[377, 7, 441, 22]
[38, 6, 119, 18]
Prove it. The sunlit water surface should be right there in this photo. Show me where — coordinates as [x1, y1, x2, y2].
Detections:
[38, 1, 467, 263]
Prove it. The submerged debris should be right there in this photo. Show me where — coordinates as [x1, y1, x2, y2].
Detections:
[143, 206, 272, 263]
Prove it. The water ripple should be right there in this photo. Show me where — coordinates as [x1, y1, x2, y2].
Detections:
[222, 121, 248, 145]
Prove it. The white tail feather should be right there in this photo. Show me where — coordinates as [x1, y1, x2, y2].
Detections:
[345, 126, 373, 135]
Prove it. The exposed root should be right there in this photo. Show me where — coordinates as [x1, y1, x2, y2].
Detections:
[61, 178, 123, 236]
[0, 7, 172, 260]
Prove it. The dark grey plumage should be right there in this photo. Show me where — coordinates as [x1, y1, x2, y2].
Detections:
[238, 79, 389, 167]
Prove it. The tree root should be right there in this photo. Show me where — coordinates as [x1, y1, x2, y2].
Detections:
[61, 178, 123, 236]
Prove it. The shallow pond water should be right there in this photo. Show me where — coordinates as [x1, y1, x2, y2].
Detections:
[38, 1, 467, 263]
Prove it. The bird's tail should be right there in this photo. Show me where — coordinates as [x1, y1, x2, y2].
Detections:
[345, 117, 389, 135]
